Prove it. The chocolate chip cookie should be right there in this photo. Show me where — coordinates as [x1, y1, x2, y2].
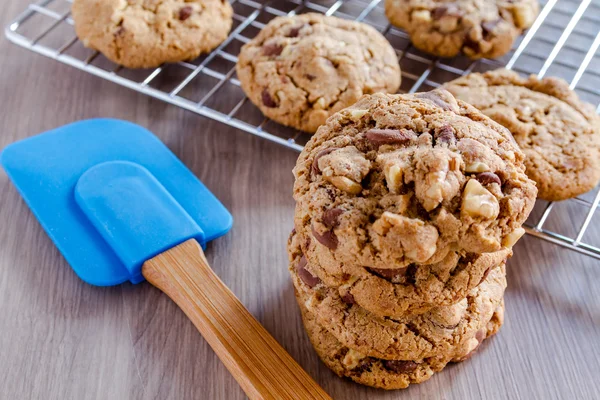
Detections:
[293, 89, 536, 281]
[444, 69, 600, 201]
[72, 0, 233, 68]
[236, 13, 401, 133]
[290, 225, 510, 318]
[290, 233, 507, 360]
[298, 296, 504, 390]
[385, 0, 539, 59]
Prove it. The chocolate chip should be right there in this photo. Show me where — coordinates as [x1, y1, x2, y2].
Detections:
[311, 224, 338, 250]
[341, 292, 356, 305]
[382, 360, 419, 374]
[476, 172, 502, 186]
[305, 74, 316, 81]
[434, 125, 456, 146]
[432, 6, 448, 20]
[364, 129, 416, 146]
[482, 19, 500, 36]
[261, 89, 277, 108]
[322, 208, 343, 228]
[311, 147, 337, 176]
[432, 4, 463, 19]
[262, 43, 283, 56]
[287, 24, 304, 38]
[296, 256, 321, 288]
[415, 91, 453, 111]
[367, 267, 408, 280]
[179, 6, 193, 21]
[298, 255, 307, 269]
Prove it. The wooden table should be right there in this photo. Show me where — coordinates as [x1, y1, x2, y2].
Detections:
[1, 1, 599, 399]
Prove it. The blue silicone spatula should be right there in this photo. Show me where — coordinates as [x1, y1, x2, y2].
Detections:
[1, 119, 330, 400]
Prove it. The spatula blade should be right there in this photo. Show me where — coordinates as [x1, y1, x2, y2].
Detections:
[75, 161, 204, 283]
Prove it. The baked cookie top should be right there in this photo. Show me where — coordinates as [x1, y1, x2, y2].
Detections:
[236, 13, 401, 133]
[293, 89, 536, 272]
[444, 69, 600, 201]
[290, 225, 510, 318]
[72, 0, 233, 68]
[385, 0, 539, 59]
[290, 231, 507, 360]
[297, 294, 504, 390]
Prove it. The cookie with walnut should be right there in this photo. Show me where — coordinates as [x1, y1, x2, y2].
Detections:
[292, 89, 536, 284]
[385, 0, 539, 59]
[445, 69, 600, 201]
[290, 221, 510, 318]
[297, 290, 504, 390]
[236, 13, 401, 133]
[72, 0, 233, 68]
[289, 229, 507, 360]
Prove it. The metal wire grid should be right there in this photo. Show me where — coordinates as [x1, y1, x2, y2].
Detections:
[5, 0, 600, 260]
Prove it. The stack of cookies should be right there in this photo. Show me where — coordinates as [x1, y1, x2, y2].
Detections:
[288, 88, 537, 389]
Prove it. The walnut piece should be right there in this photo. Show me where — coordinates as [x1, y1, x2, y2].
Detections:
[461, 179, 500, 219]
[384, 163, 403, 193]
[418, 151, 463, 211]
[349, 109, 369, 119]
[513, 5, 536, 28]
[502, 227, 526, 247]
[318, 146, 371, 183]
[465, 162, 490, 173]
[374, 212, 438, 263]
[342, 349, 367, 369]
[412, 10, 432, 23]
[325, 175, 362, 194]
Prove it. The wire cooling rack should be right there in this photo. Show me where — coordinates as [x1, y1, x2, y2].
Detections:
[5, 0, 600, 260]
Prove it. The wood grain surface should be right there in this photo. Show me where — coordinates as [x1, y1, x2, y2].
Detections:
[1, 1, 599, 399]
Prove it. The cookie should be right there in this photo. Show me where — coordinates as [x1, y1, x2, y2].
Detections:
[298, 296, 504, 390]
[236, 13, 401, 133]
[444, 69, 600, 201]
[293, 89, 536, 277]
[385, 0, 539, 59]
[72, 0, 233, 68]
[291, 225, 510, 318]
[290, 235, 507, 360]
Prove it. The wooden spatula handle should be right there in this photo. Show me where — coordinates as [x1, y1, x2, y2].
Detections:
[142, 239, 331, 400]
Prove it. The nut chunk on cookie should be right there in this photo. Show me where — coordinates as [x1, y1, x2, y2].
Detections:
[385, 0, 539, 59]
[293, 89, 537, 273]
[444, 68, 600, 201]
[236, 13, 401, 133]
[72, 0, 233, 69]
